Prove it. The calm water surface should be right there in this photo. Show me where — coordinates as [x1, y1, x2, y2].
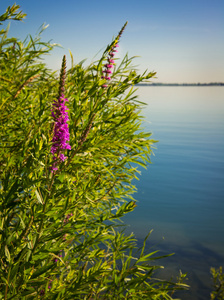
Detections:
[123, 86, 224, 300]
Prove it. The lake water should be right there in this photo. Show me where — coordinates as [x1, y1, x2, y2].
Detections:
[122, 86, 224, 300]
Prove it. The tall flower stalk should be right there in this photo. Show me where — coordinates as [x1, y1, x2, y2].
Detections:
[51, 55, 71, 171]
[101, 21, 128, 88]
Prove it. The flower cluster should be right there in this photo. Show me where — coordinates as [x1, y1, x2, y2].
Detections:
[51, 95, 71, 170]
[51, 56, 71, 171]
[101, 22, 127, 88]
[101, 45, 118, 88]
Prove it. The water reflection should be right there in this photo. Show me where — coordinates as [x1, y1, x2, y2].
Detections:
[123, 86, 224, 299]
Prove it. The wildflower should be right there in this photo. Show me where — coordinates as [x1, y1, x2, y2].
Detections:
[103, 69, 112, 74]
[108, 52, 115, 57]
[50, 56, 71, 171]
[104, 64, 113, 68]
[101, 22, 127, 88]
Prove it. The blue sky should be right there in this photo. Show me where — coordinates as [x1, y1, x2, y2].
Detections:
[1, 0, 224, 83]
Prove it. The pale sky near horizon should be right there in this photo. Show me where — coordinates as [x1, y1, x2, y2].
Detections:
[1, 0, 224, 83]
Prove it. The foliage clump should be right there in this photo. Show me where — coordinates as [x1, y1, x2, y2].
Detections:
[211, 267, 224, 300]
[0, 4, 189, 299]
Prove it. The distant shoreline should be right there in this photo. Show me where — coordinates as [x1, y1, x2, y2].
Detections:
[137, 82, 224, 86]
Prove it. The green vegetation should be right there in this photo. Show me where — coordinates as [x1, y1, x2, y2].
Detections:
[211, 267, 224, 300]
[1, 4, 222, 300]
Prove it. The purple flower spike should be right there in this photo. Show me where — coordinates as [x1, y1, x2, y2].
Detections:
[50, 56, 71, 172]
[103, 69, 112, 74]
[60, 153, 67, 161]
[101, 22, 127, 89]
[51, 95, 71, 160]
[104, 64, 113, 68]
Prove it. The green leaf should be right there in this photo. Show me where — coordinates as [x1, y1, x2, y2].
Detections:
[34, 188, 44, 205]
[31, 263, 55, 279]
[9, 263, 20, 282]
[5, 245, 11, 262]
